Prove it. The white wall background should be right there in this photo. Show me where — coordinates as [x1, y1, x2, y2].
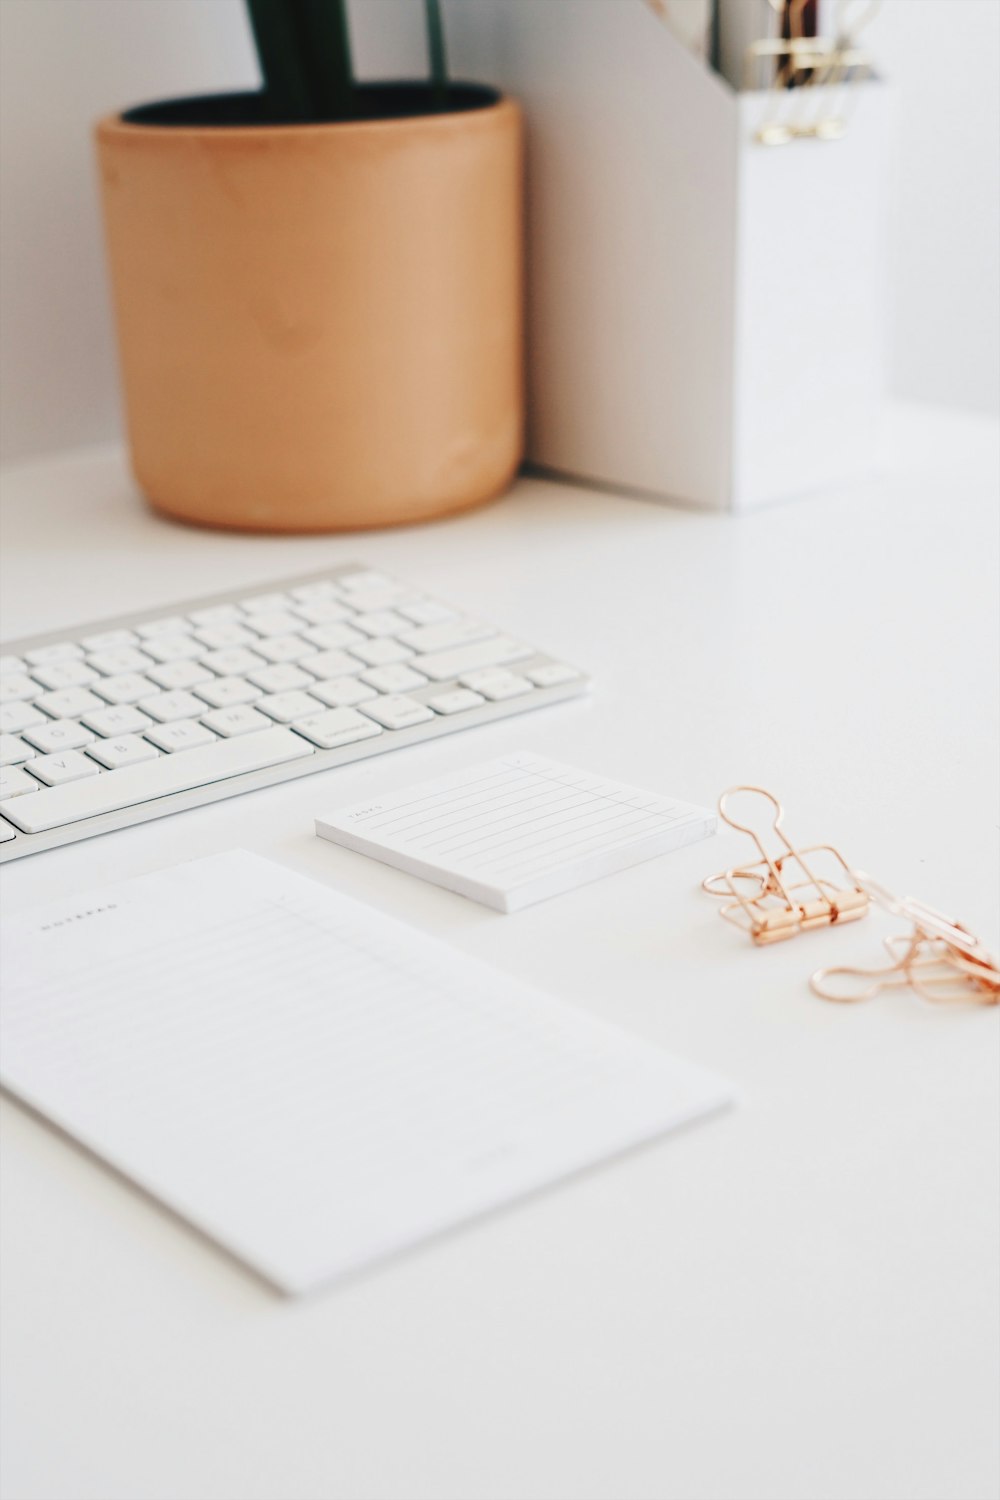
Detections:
[1, 0, 997, 463]
[877, 0, 1000, 416]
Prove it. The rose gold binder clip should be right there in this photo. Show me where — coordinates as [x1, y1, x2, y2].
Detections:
[811, 874, 1000, 1005]
[703, 786, 868, 945]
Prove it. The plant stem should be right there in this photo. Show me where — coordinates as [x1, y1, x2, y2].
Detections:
[293, 0, 355, 121]
[424, 0, 449, 108]
[245, 0, 314, 120]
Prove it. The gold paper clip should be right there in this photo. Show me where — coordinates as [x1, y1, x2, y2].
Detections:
[811, 874, 1000, 1005]
[703, 786, 868, 944]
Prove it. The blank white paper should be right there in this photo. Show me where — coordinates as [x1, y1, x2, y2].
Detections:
[316, 751, 716, 911]
[1, 852, 730, 1294]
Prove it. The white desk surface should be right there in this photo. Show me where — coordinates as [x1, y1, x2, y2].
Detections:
[1, 404, 997, 1500]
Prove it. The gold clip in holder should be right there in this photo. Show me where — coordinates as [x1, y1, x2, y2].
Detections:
[811, 874, 1000, 1005]
[746, 0, 880, 146]
[703, 786, 868, 945]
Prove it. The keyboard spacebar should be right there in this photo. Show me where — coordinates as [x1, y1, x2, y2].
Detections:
[0, 728, 314, 834]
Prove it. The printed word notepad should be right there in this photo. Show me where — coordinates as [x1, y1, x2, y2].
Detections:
[317, 752, 716, 911]
[1, 852, 730, 1293]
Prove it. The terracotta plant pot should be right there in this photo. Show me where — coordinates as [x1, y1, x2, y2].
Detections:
[95, 85, 523, 532]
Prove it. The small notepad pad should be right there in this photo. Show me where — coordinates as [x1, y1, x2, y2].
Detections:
[316, 752, 716, 912]
[1, 852, 731, 1294]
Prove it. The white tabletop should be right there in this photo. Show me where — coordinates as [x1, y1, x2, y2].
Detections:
[1, 405, 998, 1500]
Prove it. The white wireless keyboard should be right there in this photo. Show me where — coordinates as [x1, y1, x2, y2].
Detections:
[0, 565, 587, 861]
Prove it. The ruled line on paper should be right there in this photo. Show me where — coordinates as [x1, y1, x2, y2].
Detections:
[317, 754, 716, 911]
[480, 807, 683, 876]
[436, 799, 666, 863]
[369, 759, 658, 842]
[398, 781, 583, 846]
[385, 756, 687, 865]
[357, 768, 519, 832]
[420, 788, 596, 853]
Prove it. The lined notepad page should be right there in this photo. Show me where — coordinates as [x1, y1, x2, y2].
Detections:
[317, 752, 716, 911]
[1, 852, 730, 1293]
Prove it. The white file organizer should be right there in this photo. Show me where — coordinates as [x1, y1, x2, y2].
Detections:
[444, 0, 892, 511]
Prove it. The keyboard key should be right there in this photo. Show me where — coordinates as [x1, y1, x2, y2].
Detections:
[193, 622, 257, 650]
[257, 690, 324, 724]
[524, 662, 583, 688]
[0, 656, 26, 675]
[251, 635, 315, 664]
[145, 659, 213, 691]
[293, 600, 352, 625]
[26, 750, 101, 786]
[199, 647, 266, 677]
[145, 719, 218, 753]
[29, 660, 99, 691]
[348, 637, 413, 668]
[246, 663, 314, 694]
[301, 622, 365, 651]
[141, 635, 203, 664]
[243, 610, 301, 638]
[343, 585, 412, 613]
[22, 719, 95, 754]
[87, 735, 160, 770]
[359, 695, 435, 731]
[80, 629, 139, 652]
[82, 704, 154, 737]
[187, 604, 243, 627]
[92, 673, 157, 705]
[86, 646, 155, 676]
[416, 636, 532, 682]
[0, 735, 32, 765]
[0, 703, 46, 735]
[23, 642, 84, 665]
[361, 663, 428, 695]
[0, 822, 15, 842]
[459, 669, 533, 702]
[396, 599, 457, 627]
[398, 619, 492, 654]
[139, 691, 208, 724]
[0, 766, 37, 798]
[307, 676, 377, 709]
[425, 688, 486, 715]
[353, 610, 410, 638]
[199, 705, 272, 738]
[35, 687, 105, 721]
[293, 708, 383, 750]
[300, 649, 361, 681]
[1, 674, 41, 704]
[193, 676, 261, 709]
[136, 616, 190, 638]
[0, 728, 314, 833]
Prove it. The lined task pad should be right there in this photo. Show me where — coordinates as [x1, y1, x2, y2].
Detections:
[1, 852, 731, 1293]
[317, 752, 716, 911]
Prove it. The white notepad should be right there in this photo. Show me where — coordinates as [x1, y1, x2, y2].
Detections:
[316, 751, 716, 911]
[1, 852, 730, 1293]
